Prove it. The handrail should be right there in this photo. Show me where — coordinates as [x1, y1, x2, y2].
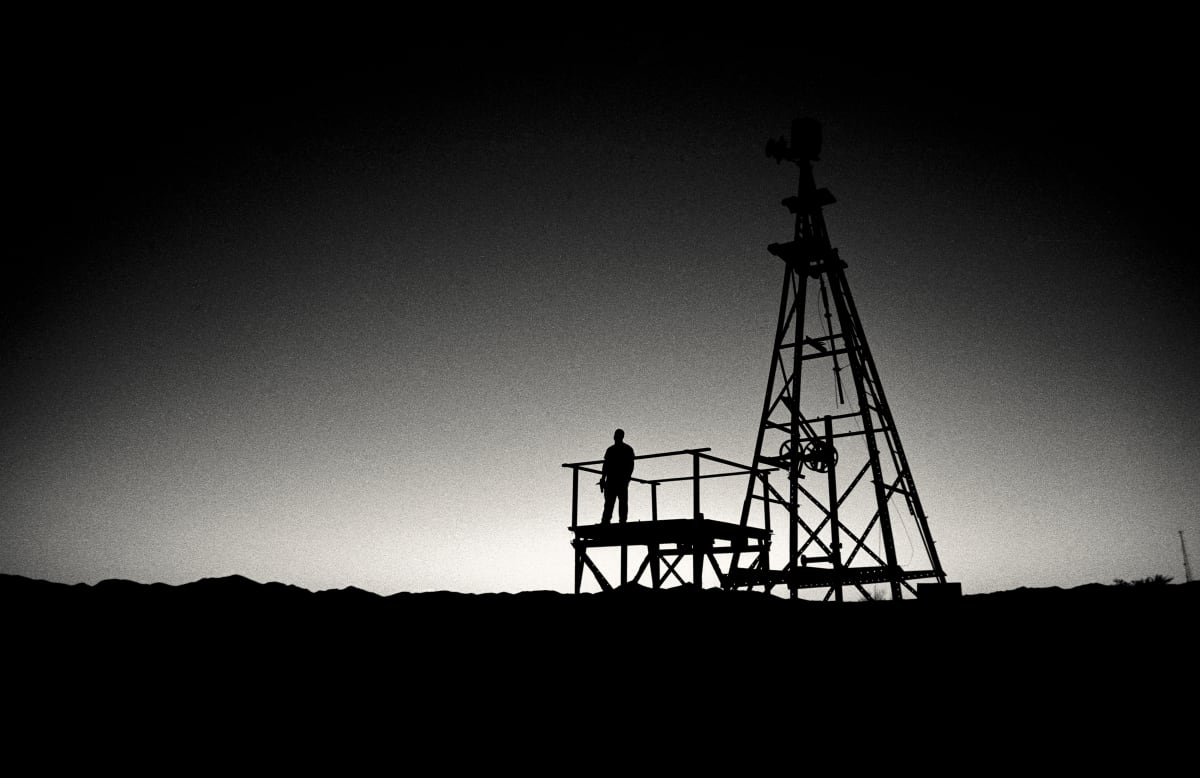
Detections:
[695, 451, 777, 475]
[561, 447, 712, 469]
[569, 464, 656, 486]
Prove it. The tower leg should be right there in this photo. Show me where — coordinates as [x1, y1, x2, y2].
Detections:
[826, 415, 843, 603]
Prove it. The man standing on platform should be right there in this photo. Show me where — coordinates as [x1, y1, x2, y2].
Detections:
[599, 429, 635, 524]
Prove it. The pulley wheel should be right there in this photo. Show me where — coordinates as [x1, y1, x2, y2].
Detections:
[801, 440, 838, 473]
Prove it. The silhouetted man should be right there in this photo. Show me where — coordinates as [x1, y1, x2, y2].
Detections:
[600, 429, 635, 524]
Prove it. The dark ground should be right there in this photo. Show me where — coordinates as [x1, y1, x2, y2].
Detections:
[4, 574, 1195, 766]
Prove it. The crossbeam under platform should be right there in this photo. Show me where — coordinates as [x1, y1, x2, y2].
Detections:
[726, 565, 943, 591]
[571, 518, 770, 549]
[571, 518, 771, 593]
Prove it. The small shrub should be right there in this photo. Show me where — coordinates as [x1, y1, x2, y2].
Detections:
[1113, 575, 1173, 587]
[860, 585, 888, 601]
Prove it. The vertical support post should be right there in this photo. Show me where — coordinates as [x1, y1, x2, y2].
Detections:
[572, 467, 581, 594]
[761, 471, 771, 591]
[761, 472, 771, 532]
[789, 171, 809, 603]
[789, 460, 799, 599]
[789, 258, 803, 601]
[650, 481, 661, 589]
[825, 415, 843, 603]
[1180, 530, 1194, 583]
[693, 451, 702, 588]
[621, 543, 628, 588]
[571, 468, 579, 529]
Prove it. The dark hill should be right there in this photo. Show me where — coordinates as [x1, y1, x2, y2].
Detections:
[7, 572, 1194, 643]
[6, 573, 1194, 671]
[4, 573, 1194, 754]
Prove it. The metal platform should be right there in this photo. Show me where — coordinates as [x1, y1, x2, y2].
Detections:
[570, 517, 772, 592]
[726, 565, 943, 591]
[571, 518, 770, 550]
[564, 448, 775, 593]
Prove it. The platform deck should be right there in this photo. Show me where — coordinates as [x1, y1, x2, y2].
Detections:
[570, 518, 770, 549]
[726, 565, 943, 589]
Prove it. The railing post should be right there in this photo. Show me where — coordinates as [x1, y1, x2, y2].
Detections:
[693, 451, 702, 587]
[571, 467, 579, 529]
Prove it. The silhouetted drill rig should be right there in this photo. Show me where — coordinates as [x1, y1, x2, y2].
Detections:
[565, 119, 952, 601]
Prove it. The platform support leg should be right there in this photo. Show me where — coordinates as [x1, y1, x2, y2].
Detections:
[693, 452, 703, 587]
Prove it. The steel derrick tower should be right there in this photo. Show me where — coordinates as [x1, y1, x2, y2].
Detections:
[728, 118, 948, 601]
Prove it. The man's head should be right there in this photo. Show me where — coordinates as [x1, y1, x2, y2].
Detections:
[614, 429, 625, 442]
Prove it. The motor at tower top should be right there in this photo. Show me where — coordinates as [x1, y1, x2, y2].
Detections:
[766, 117, 822, 164]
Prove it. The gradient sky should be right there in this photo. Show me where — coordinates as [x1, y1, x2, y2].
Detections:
[4, 38, 1197, 596]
